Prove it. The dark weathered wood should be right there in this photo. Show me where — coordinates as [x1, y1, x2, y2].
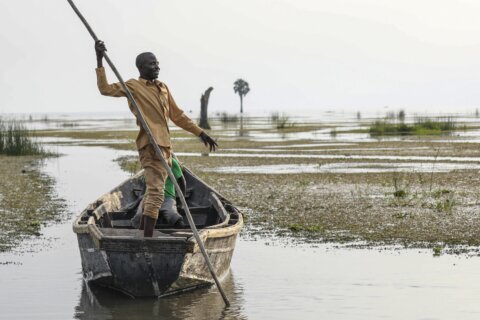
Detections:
[67, 0, 230, 306]
[210, 193, 228, 221]
[199, 87, 213, 130]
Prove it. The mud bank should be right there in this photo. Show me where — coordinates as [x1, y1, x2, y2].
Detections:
[0, 155, 65, 252]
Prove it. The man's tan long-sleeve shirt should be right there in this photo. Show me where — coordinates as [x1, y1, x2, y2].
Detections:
[96, 67, 203, 150]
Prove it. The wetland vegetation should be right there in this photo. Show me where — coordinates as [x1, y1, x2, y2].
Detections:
[0, 119, 64, 252]
[0, 119, 45, 155]
[369, 116, 456, 136]
[16, 112, 480, 255]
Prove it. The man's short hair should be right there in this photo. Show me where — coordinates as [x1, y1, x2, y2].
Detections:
[135, 52, 155, 69]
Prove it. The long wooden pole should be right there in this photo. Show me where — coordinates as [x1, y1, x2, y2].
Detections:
[66, 0, 230, 307]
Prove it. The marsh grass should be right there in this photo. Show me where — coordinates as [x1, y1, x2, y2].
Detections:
[433, 246, 443, 257]
[369, 117, 456, 136]
[273, 113, 295, 129]
[0, 119, 44, 156]
[389, 149, 458, 216]
[392, 171, 411, 198]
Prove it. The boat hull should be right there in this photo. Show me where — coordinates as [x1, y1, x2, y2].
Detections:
[76, 224, 241, 297]
[73, 167, 243, 297]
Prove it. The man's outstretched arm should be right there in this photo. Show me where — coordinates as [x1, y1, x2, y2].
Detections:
[166, 86, 218, 151]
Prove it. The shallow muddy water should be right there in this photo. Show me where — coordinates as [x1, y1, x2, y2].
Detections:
[203, 162, 480, 174]
[176, 151, 480, 163]
[3, 127, 480, 319]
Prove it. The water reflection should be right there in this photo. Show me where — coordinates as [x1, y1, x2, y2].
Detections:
[74, 272, 247, 320]
[237, 115, 247, 137]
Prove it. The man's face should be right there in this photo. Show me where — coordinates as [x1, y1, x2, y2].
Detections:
[139, 54, 160, 80]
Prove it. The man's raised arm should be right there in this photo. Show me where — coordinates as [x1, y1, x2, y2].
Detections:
[94, 40, 126, 97]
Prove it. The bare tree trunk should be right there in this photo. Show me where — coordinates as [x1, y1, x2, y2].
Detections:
[199, 87, 214, 130]
[240, 95, 243, 114]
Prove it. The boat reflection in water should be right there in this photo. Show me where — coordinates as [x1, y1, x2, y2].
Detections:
[74, 271, 247, 320]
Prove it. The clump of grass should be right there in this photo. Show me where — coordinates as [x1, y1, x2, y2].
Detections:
[432, 189, 451, 199]
[392, 212, 408, 219]
[392, 171, 410, 198]
[369, 120, 411, 135]
[369, 117, 456, 136]
[393, 190, 406, 198]
[415, 117, 456, 133]
[0, 119, 44, 156]
[274, 114, 295, 129]
[433, 245, 443, 257]
[436, 197, 455, 213]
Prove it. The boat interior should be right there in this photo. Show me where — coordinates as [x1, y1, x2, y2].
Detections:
[77, 168, 241, 234]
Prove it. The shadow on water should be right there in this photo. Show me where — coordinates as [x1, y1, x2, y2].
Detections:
[75, 272, 247, 320]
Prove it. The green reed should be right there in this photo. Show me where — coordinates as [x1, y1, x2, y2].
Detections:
[0, 119, 44, 156]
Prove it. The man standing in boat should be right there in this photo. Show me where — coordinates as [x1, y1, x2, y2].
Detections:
[94, 40, 218, 237]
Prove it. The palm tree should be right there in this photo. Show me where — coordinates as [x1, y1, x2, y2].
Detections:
[233, 79, 250, 114]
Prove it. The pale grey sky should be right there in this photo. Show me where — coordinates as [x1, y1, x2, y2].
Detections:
[2, 0, 480, 116]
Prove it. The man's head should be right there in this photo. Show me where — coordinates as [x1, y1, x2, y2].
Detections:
[136, 52, 160, 81]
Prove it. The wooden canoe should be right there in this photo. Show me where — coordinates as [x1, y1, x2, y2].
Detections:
[72, 166, 243, 297]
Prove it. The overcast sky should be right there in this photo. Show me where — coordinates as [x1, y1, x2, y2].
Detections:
[2, 0, 480, 116]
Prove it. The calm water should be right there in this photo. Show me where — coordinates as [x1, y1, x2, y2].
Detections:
[2, 127, 480, 319]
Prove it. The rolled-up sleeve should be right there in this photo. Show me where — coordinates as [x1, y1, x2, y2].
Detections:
[96, 67, 127, 97]
[166, 86, 203, 136]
